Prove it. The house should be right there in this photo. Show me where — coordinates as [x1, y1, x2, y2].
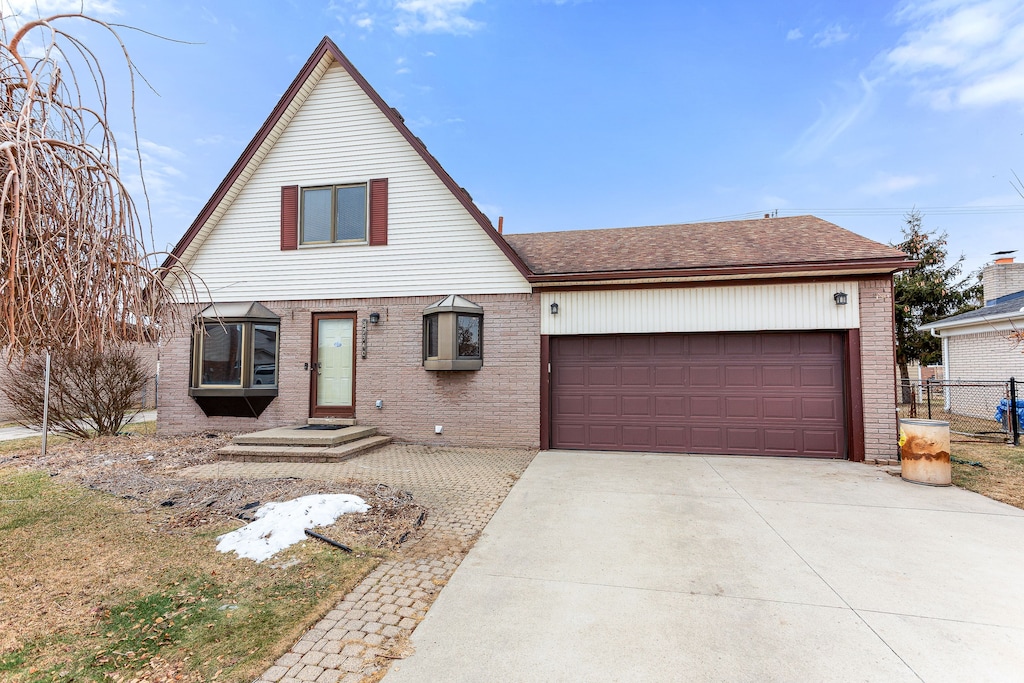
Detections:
[160, 37, 911, 462]
[923, 257, 1024, 382]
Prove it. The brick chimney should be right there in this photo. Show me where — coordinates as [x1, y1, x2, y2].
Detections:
[982, 258, 1024, 304]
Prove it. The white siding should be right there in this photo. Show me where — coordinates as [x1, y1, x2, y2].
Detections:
[178, 59, 530, 301]
[540, 282, 860, 335]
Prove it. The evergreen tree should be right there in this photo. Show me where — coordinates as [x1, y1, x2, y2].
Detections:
[893, 210, 981, 401]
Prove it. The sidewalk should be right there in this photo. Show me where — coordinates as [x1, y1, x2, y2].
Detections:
[0, 410, 157, 441]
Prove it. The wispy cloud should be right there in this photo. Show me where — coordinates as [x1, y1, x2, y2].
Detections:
[328, 0, 483, 36]
[884, 0, 1024, 108]
[394, 0, 483, 35]
[787, 75, 878, 163]
[813, 23, 850, 47]
[786, 28, 803, 41]
[0, 0, 120, 19]
[858, 172, 931, 195]
[193, 134, 225, 146]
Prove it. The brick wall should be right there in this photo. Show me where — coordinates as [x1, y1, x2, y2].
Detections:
[982, 262, 1024, 303]
[858, 276, 898, 461]
[947, 330, 1024, 381]
[159, 293, 540, 448]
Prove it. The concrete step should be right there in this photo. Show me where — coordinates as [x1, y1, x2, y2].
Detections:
[216, 435, 391, 463]
[232, 424, 377, 447]
[307, 417, 357, 427]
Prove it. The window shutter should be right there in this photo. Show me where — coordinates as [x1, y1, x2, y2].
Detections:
[280, 185, 298, 250]
[369, 178, 388, 246]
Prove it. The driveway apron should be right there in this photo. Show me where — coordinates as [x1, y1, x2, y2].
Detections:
[384, 450, 1024, 683]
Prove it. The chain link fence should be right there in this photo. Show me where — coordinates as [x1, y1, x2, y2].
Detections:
[897, 378, 1020, 443]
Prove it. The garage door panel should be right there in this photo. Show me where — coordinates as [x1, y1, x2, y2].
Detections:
[621, 395, 652, 417]
[803, 430, 840, 454]
[689, 336, 720, 355]
[725, 397, 758, 418]
[550, 332, 846, 458]
[654, 395, 685, 417]
[621, 336, 651, 356]
[555, 365, 586, 386]
[724, 365, 757, 387]
[726, 428, 759, 451]
[653, 335, 685, 356]
[554, 423, 586, 448]
[802, 397, 839, 420]
[588, 395, 618, 416]
[655, 426, 687, 449]
[800, 365, 837, 387]
[763, 366, 796, 387]
[554, 394, 586, 417]
[622, 425, 653, 448]
[689, 366, 720, 387]
[723, 335, 756, 355]
[691, 427, 723, 449]
[763, 397, 797, 419]
[588, 337, 618, 356]
[588, 366, 618, 386]
[762, 335, 795, 354]
[588, 424, 620, 448]
[654, 366, 686, 386]
[800, 333, 837, 355]
[690, 396, 721, 417]
[621, 366, 651, 386]
[764, 429, 798, 452]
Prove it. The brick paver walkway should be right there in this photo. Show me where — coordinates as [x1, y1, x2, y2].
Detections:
[182, 444, 536, 683]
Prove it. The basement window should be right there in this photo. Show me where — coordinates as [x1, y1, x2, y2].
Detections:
[422, 295, 483, 371]
[189, 302, 281, 417]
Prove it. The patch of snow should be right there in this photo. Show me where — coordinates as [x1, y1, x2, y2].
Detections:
[216, 494, 370, 563]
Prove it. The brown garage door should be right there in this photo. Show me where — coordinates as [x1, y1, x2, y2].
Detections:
[550, 332, 846, 458]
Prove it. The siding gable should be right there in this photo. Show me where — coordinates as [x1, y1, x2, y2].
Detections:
[172, 43, 530, 301]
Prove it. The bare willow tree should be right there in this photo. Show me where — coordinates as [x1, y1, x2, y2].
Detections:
[0, 13, 191, 357]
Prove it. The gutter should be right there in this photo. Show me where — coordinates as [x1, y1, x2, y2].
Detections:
[526, 258, 916, 285]
[921, 307, 1024, 335]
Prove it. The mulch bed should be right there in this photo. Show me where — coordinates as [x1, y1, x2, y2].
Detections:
[0, 432, 427, 549]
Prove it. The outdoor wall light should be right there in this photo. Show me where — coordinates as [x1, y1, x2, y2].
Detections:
[369, 312, 381, 324]
[833, 292, 848, 306]
[550, 302, 559, 315]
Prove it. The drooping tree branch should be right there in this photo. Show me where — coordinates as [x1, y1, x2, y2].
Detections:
[0, 13, 195, 356]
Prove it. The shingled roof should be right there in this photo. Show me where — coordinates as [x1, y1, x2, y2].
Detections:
[924, 291, 1024, 331]
[504, 215, 910, 282]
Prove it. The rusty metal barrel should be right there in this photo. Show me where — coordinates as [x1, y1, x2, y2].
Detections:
[899, 418, 951, 486]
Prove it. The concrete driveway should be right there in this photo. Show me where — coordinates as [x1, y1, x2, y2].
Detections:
[384, 450, 1024, 682]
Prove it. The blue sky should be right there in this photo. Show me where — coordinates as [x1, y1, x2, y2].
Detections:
[3, 0, 1023, 276]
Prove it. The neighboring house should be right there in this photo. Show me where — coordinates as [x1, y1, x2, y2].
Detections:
[160, 37, 911, 462]
[923, 257, 1024, 382]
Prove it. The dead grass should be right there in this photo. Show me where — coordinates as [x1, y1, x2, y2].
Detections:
[951, 440, 1024, 510]
[0, 431, 429, 682]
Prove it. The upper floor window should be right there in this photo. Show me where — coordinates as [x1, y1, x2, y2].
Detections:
[301, 184, 367, 244]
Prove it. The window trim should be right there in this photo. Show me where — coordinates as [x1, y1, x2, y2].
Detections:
[300, 182, 369, 246]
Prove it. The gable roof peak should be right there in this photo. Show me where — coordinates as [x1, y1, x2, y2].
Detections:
[164, 36, 530, 279]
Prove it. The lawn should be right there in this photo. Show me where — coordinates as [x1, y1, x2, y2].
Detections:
[0, 430, 424, 682]
[951, 440, 1024, 510]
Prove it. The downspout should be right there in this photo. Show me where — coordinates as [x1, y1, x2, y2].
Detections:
[929, 326, 951, 410]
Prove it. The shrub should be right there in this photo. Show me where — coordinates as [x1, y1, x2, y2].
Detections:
[1, 346, 151, 438]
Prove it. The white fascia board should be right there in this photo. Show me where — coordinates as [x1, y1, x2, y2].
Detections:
[921, 311, 1024, 337]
